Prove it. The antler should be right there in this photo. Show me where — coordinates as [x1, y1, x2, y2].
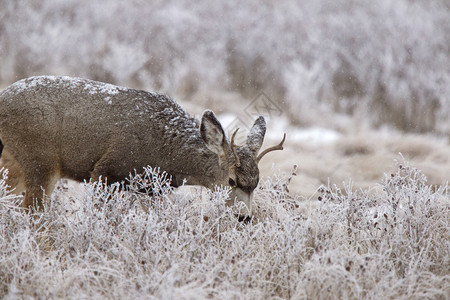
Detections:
[256, 133, 286, 163]
[231, 128, 241, 167]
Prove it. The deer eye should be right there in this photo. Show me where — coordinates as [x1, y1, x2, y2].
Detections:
[228, 178, 236, 187]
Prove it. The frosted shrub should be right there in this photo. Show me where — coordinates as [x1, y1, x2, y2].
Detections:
[1, 0, 448, 134]
[0, 162, 448, 299]
[315, 159, 449, 299]
[379, 162, 448, 277]
[126, 166, 173, 213]
[0, 168, 22, 210]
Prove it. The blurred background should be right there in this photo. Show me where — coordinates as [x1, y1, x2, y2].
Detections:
[1, 0, 449, 197]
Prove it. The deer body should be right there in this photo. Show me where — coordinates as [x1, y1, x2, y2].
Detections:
[0, 76, 284, 217]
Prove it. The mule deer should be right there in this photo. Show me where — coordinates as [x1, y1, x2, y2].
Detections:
[0, 76, 285, 218]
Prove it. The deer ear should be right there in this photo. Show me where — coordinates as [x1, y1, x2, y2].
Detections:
[246, 116, 266, 156]
[201, 110, 227, 155]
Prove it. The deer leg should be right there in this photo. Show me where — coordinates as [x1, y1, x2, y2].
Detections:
[0, 144, 60, 210]
[23, 184, 46, 211]
[90, 147, 129, 184]
[18, 155, 60, 211]
[23, 169, 60, 211]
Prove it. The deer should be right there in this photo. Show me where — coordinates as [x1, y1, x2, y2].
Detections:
[0, 76, 285, 220]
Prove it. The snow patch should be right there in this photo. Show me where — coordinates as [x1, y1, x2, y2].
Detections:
[287, 127, 341, 145]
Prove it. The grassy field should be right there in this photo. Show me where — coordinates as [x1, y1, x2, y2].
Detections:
[0, 159, 448, 299]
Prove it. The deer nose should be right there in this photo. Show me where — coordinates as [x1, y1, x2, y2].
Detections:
[230, 189, 253, 217]
[236, 214, 252, 224]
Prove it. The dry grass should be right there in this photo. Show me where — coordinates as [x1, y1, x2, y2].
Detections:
[0, 159, 448, 299]
[263, 129, 450, 198]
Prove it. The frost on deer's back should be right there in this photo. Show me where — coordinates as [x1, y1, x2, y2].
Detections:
[155, 103, 201, 142]
[2, 76, 54, 97]
[104, 96, 113, 105]
[3, 76, 128, 104]
[1, 75, 202, 142]
[82, 81, 127, 97]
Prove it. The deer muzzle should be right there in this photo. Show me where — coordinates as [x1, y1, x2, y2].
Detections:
[229, 188, 253, 222]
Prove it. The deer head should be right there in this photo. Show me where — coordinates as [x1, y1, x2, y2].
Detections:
[200, 111, 285, 221]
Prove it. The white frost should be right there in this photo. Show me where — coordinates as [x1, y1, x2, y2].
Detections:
[5, 76, 127, 99]
[83, 81, 125, 96]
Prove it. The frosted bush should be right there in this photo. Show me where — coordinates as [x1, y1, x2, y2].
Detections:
[0, 160, 448, 299]
[0, 0, 448, 134]
[315, 159, 449, 299]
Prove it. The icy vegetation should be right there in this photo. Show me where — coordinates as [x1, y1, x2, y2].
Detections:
[1, 0, 449, 134]
[0, 161, 448, 299]
[0, 2, 448, 297]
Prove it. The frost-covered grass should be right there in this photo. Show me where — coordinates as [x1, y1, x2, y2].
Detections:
[1, 0, 449, 134]
[0, 162, 448, 299]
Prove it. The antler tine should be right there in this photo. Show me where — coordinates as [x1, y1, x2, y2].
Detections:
[256, 133, 286, 163]
[231, 128, 241, 167]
